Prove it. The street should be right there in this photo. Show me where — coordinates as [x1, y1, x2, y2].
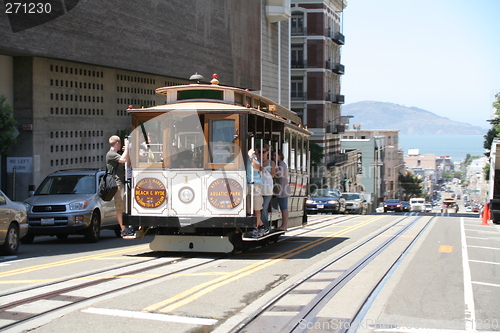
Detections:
[0, 213, 499, 332]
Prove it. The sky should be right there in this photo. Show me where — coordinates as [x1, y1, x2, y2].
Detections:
[341, 0, 500, 128]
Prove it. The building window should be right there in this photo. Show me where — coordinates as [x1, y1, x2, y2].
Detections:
[291, 76, 304, 99]
[291, 44, 305, 68]
[291, 12, 304, 35]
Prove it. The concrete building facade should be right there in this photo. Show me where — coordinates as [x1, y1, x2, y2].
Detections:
[340, 138, 379, 209]
[342, 129, 404, 202]
[0, 0, 291, 199]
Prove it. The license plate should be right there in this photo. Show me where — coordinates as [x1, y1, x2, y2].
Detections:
[41, 218, 55, 225]
[317, 204, 324, 209]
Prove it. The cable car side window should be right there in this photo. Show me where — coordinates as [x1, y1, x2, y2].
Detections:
[290, 132, 296, 171]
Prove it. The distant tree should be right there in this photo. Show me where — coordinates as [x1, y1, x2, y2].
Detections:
[442, 171, 453, 182]
[309, 142, 323, 168]
[464, 153, 481, 166]
[484, 163, 490, 181]
[399, 172, 423, 199]
[453, 171, 462, 180]
[0, 95, 17, 155]
[484, 94, 500, 157]
[484, 128, 498, 157]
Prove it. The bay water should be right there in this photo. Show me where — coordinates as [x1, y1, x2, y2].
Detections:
[398, 135, 486, 162]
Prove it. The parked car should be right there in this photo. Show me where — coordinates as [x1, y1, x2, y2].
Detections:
[401, 201, 411, 212]
[384, 199, 403, 212]
[306, 189, 346, 214]
[22, 169, 120, 243]
[342, 192, 368, 214]
[0, 190, 28, 255]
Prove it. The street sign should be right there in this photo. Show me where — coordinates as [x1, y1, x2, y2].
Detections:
[7, 157, 32, 173]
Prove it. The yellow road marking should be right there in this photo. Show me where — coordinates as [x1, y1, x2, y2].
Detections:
[0, 279, 61, 284]
[0, 245, 149, 279]
[439, 245, 454, 253]
[145, 216, 384, 313]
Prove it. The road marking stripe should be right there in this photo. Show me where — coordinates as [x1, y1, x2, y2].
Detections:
[374, 329, 497, 333]
[469, 259, 500, 266]
[460, 217, 476, 331]
[0, 279, 61, 284]
[0, 245, 149, 279]
[472, 281, 500, 288]
[438, 245, 454, 253]
[82, 307, 217, 326]
[144, 216, 384, 313]
[464, 229, 499, 234]
[468, 245, 500, 251]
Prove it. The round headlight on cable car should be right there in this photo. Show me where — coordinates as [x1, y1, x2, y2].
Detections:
[179, 187, 195, 203]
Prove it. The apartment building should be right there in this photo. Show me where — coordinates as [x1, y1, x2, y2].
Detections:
[290, 0, 347, 188]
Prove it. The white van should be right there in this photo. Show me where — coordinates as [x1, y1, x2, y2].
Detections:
[410, 198, 426, 212]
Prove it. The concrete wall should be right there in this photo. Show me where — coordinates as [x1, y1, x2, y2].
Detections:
[261, 17, 291, 108]
[0, 1, 269, 199]
[0, 0, 261, 90]
[0, 55, 14, 104]
[341, 139, 377, 196]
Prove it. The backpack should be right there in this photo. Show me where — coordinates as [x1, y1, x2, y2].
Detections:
[98, 171, 118, 201]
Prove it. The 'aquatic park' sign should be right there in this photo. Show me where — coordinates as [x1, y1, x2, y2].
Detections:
[7, 157, 33, 173]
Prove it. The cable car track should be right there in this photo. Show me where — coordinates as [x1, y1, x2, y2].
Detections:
[0, 214, 390, 332]
[0, 215, 351, 331]
[229, 215, 434, 333]
[0, 256, 219, 331]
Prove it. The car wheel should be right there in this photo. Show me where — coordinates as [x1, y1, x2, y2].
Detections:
[20, 233, 35, 244]
[84, 211, 101, 243]
[1, 224, 20, 255]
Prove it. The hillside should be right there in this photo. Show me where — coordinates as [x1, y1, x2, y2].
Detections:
[342, 101, 487, 135]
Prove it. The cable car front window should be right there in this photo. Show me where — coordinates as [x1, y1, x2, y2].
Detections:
[168, 113, 204, 168]
[130, 111, 205, 169]
[138, 121, 163, 164]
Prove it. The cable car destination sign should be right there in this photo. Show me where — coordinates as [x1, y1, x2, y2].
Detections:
[134, 177, 167, 208]
[208, 178, 243, 209]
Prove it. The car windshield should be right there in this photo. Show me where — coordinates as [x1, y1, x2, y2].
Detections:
[35, 175, 96, 195]
[386, 199, 400, 204]
[343, 193, 361, 200]
[311, 189, 338, 198]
